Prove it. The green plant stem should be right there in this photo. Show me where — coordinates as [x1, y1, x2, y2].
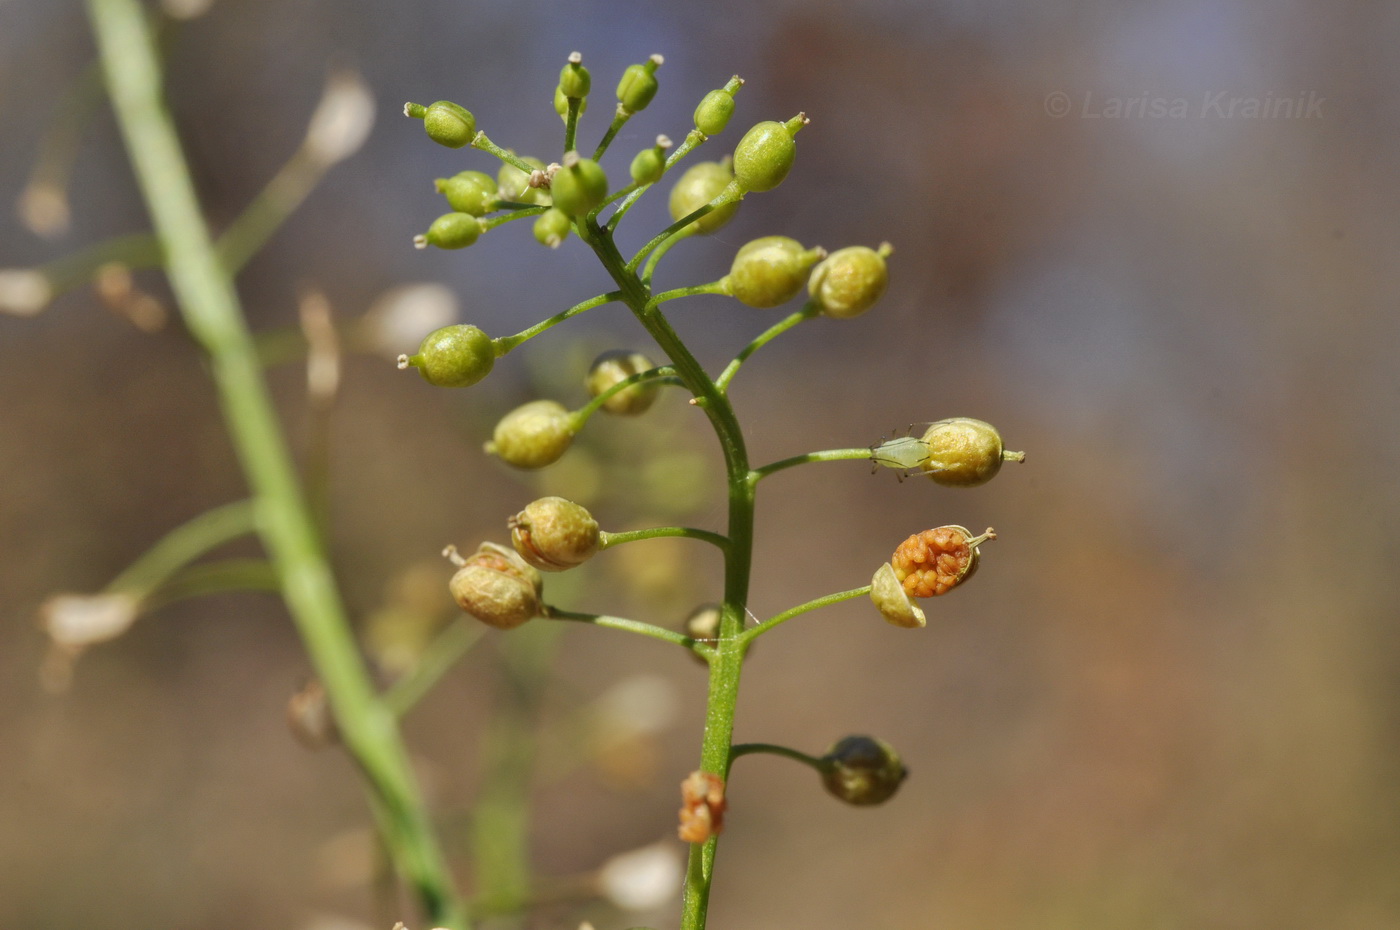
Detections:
[215, 148, 326, 274]
[598, 525, 729, 552]
[481, 205, 549, 230]
[471, 132, 535, 174]
[651, 281, 728, 304]
[591, 106, 630, 160]
[750, 448, 874, 482]
[563, 97, 581, 153]
[578, 219, 754, 930]
[543, 606, 704, 653]
[37, 232, 163, 295]
[142, 558, 281, 610]
[385, 620, 486, 717]
[626, 183, 742, 273]
[641, 230, 686, 285]
[740, 585, 871, 645]
[607, 128, 706, 232]
[493, 290, 622, 353]
[85, 0, 465, 923]
[572, 365, 679, 422]
[107, 500, 257, 599]
[730, 742, 825, 770]
[715, 303, 819, 392]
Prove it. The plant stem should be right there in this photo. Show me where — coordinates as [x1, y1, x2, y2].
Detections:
[749, 448, 874, 482]
[385, 620, 486, 718]
[85, 0, 465, 923]
[107, 499, 257, 599]
[598, 525, 729, 552]
[471, 132, 536, 173]
[715, 303, 819, 392]
[493, 290, 622, 353]
[563, 97, 581, 153]
[730, 742, 825, 770]
[544, 606, 704, 653]
[740, 585, 872, 645]
[607, 128, 706, 232]
[142, 558, 281, 610]
[591, 106, 630, 160]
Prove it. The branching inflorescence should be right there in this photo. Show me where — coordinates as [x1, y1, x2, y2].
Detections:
[401, 51, 1026, 930]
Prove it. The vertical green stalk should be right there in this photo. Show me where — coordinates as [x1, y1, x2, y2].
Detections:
[580, 221, 753, 930]
[84, 0, 465, 924]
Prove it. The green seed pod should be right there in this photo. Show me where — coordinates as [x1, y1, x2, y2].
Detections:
[398, 323, 495, 388]
[585, 349, 661, 415]
[509, 496, 600, 571]
[415, 212, 482, 250]
[485, 399, 576, 469]
[616, 54, 663, 113]
[446, 542, 543, 629]
[558, 52, 591, 98]
[668, 160, 740, 235]
[629, 135, 671, 186]
[694, 89, 735, 136]
[434, 170, 498, 216]
[820, 736, 908, 806]
[807, 243, 891, 318]
[917, 418, 1025, 487]
[732, 114, 806, 193]
[550, 152, 608, 217]
[498, 155, 550, 206]
[869, 563, 926, 629]
[554, 85, 588, 121]
[409, 100, 476, 149]
[721, 236, 826, 309]
[533, 207, 573, 249]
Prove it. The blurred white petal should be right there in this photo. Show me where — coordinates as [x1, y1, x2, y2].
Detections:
[304, 71, 376, 166]
[598, 840, 684, 911]
[40, 592, 140, 647]
[360, 283, 458, 357]
[0, 269, 53, 316]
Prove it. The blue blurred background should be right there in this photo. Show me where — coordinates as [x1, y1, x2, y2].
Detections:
[3, 1, 1399, 928]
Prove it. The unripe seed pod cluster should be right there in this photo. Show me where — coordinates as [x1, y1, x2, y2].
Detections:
[668, 160, 740, 235]
[447, 542, 543, 629]
[723, 236, 826, 309]
[585, 350, 661, 415]
[486, 399, 576, 469]
[509, 497, 600, 571]
[399, 323, 495, 387]
[551, 152, 609, 217]
[820, 736, 907, 806]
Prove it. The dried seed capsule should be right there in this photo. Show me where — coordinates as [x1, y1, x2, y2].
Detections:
[445, 542, 543, 629]
[918, 418, 1025, 487]
[558, 52, 591, 98]
[891, 526, 996, 598]
[722, 236, 826, 309]
[485, 399, 576, 469]
[807, 243, 891, 318]
[414, 212, 483, 250]
[870, 562, 926, 629]
[434, 170, 498, 216]
[498, 155, 550, 205]
[405, 100, 476, 148]
[551, 151, 608, 217]
[397, 323, 495, 387]
[668, 160, 740, 235]
[509, 496, 600, 571]
[616, 54, 663, 113]
[732, 114, 807, 193]
[533, 207, 573, 249]
[820, 735, 907, 806]
[678, 771, 726, 843]
[585, 349, 661, 415]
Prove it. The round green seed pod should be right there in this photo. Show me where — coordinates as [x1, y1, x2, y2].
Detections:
[434, 170, 498, 216]
[554, 85, 588, 121]
[558, 55, 591, 98]
[418, 212, 482, 250]
[486, 399, 575, 469]
[807, 244, 890, 318]
[722, 236, 825, 308]
[616, 56, 662, 112]
[917, 418, 1023, 487]
[533, 208, 573, 249]
[630, 147, 665, 185]
[819, 735, 907, 806]
[732, 118, 801, 193]
[585, 349, 660, 415]
[399, 323, 495, 387]
[448, 542, 543, 629]
[498, 156, 550, 205]
[420, 100, 476, 148]
[509, 496, 600, 571]
[694, 89, 736, 136]
[551, 154, 608, 217]
[668, 161, 740, 235]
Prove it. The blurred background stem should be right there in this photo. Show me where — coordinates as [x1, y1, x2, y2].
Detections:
[82, 0, 466, 924]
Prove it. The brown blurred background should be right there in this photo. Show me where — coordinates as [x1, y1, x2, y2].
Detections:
[3, 1, 1399, 928]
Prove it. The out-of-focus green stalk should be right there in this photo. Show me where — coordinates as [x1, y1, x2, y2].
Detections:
[83, 0, 465, 923]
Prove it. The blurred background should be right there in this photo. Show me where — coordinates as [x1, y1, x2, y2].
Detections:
[3, 0, 1398, 928]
